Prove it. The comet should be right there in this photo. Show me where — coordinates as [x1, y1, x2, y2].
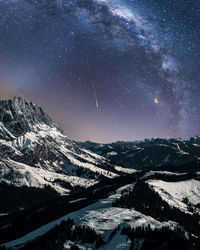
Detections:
[85, 58, 99, 109]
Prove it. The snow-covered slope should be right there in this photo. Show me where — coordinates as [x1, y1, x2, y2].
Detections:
[147, 179, 200, 213]
[0, 97, 120, 197]
[0, 158, 97, 195]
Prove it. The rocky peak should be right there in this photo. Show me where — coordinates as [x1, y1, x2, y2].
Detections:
[0, 97, 62, 138]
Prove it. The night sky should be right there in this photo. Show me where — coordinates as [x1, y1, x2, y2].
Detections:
[0, 0, 200, 142]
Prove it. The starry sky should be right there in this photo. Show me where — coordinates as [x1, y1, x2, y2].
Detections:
[0, 0, 200, 142]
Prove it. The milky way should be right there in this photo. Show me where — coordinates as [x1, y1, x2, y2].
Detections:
[0, 0, 199, 142]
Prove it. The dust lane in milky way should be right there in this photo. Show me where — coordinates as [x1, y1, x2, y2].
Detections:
[0, 0, 199, 142]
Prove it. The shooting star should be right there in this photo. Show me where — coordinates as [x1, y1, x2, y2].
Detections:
[85, 58, 99, 109]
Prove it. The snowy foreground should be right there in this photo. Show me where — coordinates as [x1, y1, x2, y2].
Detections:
[3, 183, 179, 249]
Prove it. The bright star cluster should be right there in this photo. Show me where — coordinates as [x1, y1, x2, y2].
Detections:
[0, 0, 199, 142]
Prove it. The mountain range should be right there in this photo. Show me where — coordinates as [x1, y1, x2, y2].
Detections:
[79, 137, 200, 170]
[1, 97, 200, 250]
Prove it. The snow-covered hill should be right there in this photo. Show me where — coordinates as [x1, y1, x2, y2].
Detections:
[147, 178, 200, 214]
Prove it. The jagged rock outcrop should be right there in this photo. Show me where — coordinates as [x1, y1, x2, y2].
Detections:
[0, 97, 61, 138]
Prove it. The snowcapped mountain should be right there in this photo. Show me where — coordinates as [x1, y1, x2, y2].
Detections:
[80, 138, 200, 170]
[0, 97, 122, 204]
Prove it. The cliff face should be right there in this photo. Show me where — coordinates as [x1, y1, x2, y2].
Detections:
[0, 97, 61, 138]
